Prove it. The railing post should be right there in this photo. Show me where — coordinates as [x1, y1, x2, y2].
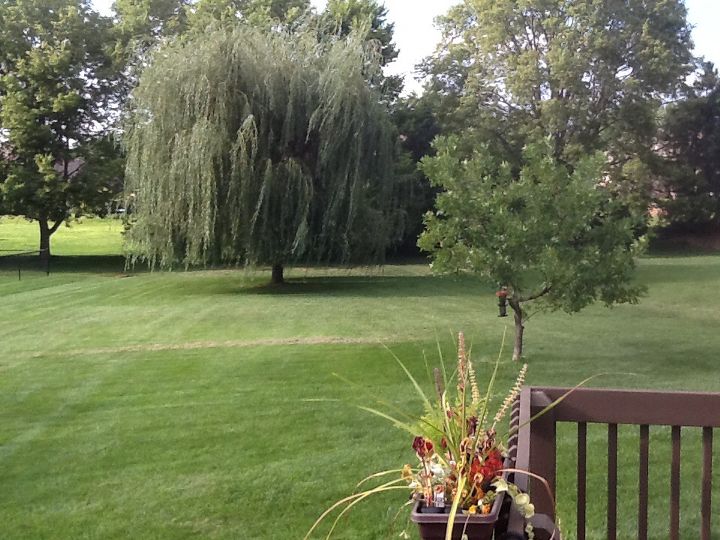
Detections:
[529, 390, 556, 519]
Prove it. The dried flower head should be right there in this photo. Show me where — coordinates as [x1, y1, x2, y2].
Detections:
[468, 359, 481, 405]
[457, 332, 467, 393]
[412, 436, 433, 459]
[492, 363, 527, 430]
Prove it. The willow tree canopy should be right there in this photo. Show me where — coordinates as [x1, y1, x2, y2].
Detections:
[124, 25, 397, 278]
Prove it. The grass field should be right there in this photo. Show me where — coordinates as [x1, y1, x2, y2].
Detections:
[0, 216, 719, 539]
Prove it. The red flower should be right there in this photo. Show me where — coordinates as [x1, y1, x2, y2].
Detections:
[479, 450, 504, 481]
[412, 436, 434, 458]
[469, 456, 482, 484]
[469, 450, 504, 488]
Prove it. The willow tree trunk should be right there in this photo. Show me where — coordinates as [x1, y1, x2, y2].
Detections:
[271, 263, 284, 285]
[509, 300, 524, 362]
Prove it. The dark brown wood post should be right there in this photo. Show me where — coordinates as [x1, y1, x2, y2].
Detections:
[529, 390, 556, 519]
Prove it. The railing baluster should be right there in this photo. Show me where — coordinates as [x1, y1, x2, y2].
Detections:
[608, 423, 617, 540]
[670, 426, 681, 540]
[638, 424, 649, 540]
[702, 427, 713, 540]
[577, 422, 587, 540]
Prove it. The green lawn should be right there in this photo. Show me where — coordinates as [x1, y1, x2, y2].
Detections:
[0, 217, 718, 539]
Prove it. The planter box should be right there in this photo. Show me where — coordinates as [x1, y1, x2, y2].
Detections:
[410, 489, 506, 540]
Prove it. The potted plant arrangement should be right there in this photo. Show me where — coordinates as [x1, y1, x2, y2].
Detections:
[305, 332, 540, 540]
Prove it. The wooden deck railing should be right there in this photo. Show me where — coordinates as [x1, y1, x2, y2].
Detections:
[504, 387, 720, 540]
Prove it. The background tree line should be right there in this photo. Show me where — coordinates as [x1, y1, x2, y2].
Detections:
[3, 0, 716, 262]
[1, 0, 716, 356]
[0, 0, 411, 264]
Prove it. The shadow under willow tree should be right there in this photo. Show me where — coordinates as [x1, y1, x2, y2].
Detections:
[123, 25, 397, 283]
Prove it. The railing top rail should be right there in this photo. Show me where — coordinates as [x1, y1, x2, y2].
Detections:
[528, 386, 720, 427]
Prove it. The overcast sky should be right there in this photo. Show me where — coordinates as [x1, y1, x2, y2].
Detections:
[94, 0, 720, 94]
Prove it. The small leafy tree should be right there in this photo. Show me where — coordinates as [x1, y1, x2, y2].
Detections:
[0, 0, 120, 262]
[419, 137, 645, 360]
[124, 26, 397, 282]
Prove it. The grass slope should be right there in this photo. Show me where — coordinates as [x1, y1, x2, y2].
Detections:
[0, 217, 718, 539]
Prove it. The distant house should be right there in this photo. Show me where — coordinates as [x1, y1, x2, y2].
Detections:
[53, 157, 85, 179]
[0, 142, 85, 179]
[0, 141, 16, 163]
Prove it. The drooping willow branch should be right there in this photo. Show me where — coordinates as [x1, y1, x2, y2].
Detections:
[124, 25, 397, 269]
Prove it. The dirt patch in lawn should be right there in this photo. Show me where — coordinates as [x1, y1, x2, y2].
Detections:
[61, 336, 393, 357]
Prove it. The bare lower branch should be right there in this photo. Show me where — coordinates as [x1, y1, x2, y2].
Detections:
[519, 285, 551, 303]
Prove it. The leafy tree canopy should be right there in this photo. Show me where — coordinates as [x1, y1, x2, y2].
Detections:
[421, 0, 693, 186]
[0, 0, 120, 259]
[653, 62, 720, 231]
[318, 0, 402, 100]
[186, 0, 311, 31]
[419, 136, 645, 360]
[416, 0, 693, 358]
[113, 0, 189, 52]
[124, 26, 397, 281]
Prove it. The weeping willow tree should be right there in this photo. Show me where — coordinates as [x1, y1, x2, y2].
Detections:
[124, 25, 396, 283]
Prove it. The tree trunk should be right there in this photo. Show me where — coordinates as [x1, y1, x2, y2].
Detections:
[38, 215, 62, 269]
[39, 219, 51, 266]
[510, 301, 524, 362]
[271, 263, 284, 285]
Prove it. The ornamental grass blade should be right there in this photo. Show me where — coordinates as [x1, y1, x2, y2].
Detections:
[333, 372, 418, 424]
[355, 468, 407, 489]
[445, 475, 466, 540]
[325, 481, 409, 539]
[435, 330, 448, 390]
[382, 344, 433, 413]
[303, 480, 409, 540]
[478, 327, 507, 427]
[356, 404, 444, 441]
[356, 406, 416, 435]
[507, 372, 637, 436]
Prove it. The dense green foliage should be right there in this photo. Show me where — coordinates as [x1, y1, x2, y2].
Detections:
[319, 0, 402, 100]
[653, 63, 720, 230]
[421, 0, 693, 199]
[113, 0, 189, 53]
[113, 0, 310, 47]
[391, 97, 441, 254]
[0, 0, 120, 259]
[185, 0, 311, 31]
[419, 137, 645, 359]
[1, 219, 719, 539]
[124, 26, 396, 275]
